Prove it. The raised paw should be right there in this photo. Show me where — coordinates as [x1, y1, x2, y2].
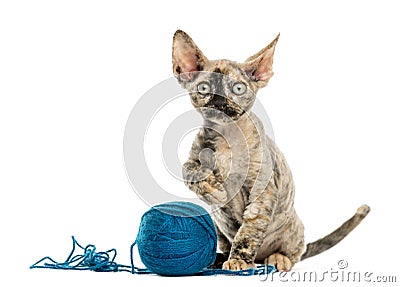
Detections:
[222, 259, 255, 271]
[197, 176, 227, 205]
[266, 253, 293, 271]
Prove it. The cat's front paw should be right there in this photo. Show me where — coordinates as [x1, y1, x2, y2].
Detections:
[222, 259, 255, 271]
[197, 177, 227, 205]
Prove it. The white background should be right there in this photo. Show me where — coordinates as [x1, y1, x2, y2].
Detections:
[1, 1, 399, 286]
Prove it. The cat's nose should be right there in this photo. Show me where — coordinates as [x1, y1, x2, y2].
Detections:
[210, 94, 227, 108]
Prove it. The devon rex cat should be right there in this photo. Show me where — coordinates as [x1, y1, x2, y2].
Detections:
[172, 30, 369, 271]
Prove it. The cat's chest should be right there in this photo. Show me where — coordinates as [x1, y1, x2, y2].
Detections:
[214, 136, 231, 172]
[214, 126, 258, 179]
[214, 138, 237, 176]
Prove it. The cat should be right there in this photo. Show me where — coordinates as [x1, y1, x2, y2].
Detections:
[172, 30, 370, 271]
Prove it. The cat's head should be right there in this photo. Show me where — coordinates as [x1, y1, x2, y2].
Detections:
[172, 30, 278, 124]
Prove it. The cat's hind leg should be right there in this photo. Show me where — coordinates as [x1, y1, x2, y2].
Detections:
[264, 213, 306, 271]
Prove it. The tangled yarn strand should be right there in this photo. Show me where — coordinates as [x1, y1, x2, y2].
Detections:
[30, 236, 131, 272]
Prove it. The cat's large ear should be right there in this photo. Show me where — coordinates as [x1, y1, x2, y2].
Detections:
[242, 34, 280, 88]
[172, 30, 208, 81]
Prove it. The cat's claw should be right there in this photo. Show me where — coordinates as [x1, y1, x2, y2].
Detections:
[266, 253, 292, 271]
[222, 259, 254, 271]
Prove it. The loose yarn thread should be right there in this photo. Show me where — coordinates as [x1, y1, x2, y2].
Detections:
[30, 236, 132, 273]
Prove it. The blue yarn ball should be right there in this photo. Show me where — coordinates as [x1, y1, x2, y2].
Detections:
[136, 201, 217, 276]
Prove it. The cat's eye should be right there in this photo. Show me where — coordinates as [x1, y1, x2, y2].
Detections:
[232, 82, 247, 95]
[197, 82, 211, 95]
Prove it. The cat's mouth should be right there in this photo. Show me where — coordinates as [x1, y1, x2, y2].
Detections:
[200, 105, 245, 121]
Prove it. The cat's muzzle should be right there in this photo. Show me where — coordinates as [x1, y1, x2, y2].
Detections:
[200, 105, 245, 122]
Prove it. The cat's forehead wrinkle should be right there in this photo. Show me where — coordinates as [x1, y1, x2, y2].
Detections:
[208, 60, 231, 74]
[213, 67, 223, 74]
[203, 59, 245, 81]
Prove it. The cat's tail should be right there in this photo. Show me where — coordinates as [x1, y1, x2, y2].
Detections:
[301, 204, 370, 261]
